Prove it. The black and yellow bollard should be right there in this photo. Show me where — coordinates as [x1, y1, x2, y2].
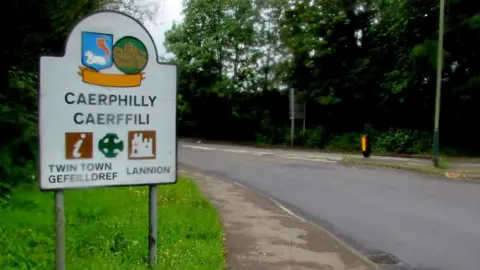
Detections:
[361, 135, 371, 158]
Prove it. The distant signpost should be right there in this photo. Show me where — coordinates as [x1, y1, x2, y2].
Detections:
[38, 10, 177, 269]
[289, 90, 307, 147]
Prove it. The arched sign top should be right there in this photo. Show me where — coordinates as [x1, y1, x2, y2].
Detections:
[57, 11, 162, 88]
[66, 10, 159, 62]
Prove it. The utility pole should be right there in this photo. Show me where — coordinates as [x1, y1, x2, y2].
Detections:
[433, 0, 445, 167]
[303, 101, 306, 140]
[290, 88, 295, 148]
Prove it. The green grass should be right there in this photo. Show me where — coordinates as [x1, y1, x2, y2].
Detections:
[340, 156, 480, 180]
[0, 177, 225, 270]
[436, 159, 451, 169]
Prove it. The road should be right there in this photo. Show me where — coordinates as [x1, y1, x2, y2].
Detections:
[179, 143, 480, 270]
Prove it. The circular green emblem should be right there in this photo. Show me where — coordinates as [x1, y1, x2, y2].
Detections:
[113, 36, 148, 74]
[98, 133, 124, 158]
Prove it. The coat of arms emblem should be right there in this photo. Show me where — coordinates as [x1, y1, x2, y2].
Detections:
[78, 31, 148, 87]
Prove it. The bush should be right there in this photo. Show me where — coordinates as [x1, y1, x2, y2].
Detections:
[254, 123, 433, 155]
[374, 128, 432, 154]
[283, 127, 304, 146]
[256, 126, 289, 145]
[256, 125, 325, 147]
[325, 132, 362, 151]
[1, 68, 38, 199]
[0, 153, 36, 203]
[303, 125, 326, 148]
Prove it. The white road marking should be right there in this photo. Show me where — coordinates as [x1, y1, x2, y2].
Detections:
[182, 145, 218, 151]
[222, 149, 275, 156]
[279, 155, 338, 163]
[232, 181, 245, 188]
[269, 197, 307, 222]
[222, 149, 251, 154]
[181, 144, 338, 164]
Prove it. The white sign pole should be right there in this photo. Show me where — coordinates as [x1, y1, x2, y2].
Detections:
[55, 190, 65, 270]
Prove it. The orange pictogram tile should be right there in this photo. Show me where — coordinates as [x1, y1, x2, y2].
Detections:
[65, 132, 93, 159]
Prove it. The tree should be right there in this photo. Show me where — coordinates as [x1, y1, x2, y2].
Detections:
[163, 0, 480, 153]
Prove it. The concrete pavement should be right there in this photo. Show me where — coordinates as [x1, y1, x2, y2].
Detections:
[180, 168, 378, 270]
[179, 144, 480, 270]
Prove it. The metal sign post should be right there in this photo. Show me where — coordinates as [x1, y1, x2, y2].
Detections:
[148, 185, 158, 265]
[38, 10, 178, 269]
[55, 190, 65, 270]
[303, 101, 306, 138]
[289, 91, 307, 147]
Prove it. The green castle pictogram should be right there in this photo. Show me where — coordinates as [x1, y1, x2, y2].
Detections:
[98, 133, 124, 158]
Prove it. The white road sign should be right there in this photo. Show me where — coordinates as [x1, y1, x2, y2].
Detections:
[39, 11, 177, 190]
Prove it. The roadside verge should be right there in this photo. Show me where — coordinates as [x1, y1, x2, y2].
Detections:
[340, 156, 480, 181]
[0, 177, 225, 269]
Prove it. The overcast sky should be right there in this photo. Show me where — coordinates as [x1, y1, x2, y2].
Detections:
[144, 0, 184, 58]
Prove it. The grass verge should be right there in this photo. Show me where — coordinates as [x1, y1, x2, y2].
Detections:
[0, 177, 225, 270]
[340, 156, 480, 180]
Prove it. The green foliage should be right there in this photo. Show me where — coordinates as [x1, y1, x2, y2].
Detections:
[256, 124, 327, 148]
[411, 40, 450, 70]
[303, 126, 326, 148]
[374, 129, 432, 154]
[164, 0, 480, 156]
[255, 125, 433, 155]
[436, 158, 451, 169]
[362, 124, 377, 137]
[464, 13, 480, 29]
[0, 67, 38, 199]
[256, 127, 288, 145]
[326, 132, 363, 152]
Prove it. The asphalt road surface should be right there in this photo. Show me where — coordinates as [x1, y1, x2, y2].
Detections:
[179, 144, 480, 270]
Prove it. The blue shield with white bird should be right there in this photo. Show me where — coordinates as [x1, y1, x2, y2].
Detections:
[81, 32, 114, 71]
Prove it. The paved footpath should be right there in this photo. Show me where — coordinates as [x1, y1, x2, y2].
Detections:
[180, 167, 378, 270]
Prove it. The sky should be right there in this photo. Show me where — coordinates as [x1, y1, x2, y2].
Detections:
[144, 0, 184, 58]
